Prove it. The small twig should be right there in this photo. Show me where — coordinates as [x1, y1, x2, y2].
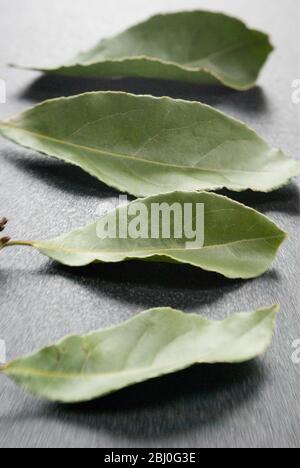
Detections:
[0, 217, 10, 246]
[0, 217, 8, 232]
[0, 236, 11, 246]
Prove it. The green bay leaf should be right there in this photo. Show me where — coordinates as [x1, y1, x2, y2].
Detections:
[16, 11, 274, 90]
[1, 305, 279, 403]
[0, 92, 299, 197]
[5, 192, 286, 279]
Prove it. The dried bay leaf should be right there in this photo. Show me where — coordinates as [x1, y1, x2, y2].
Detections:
[16, 11, 274, 90]
[0, 92, 299, 197]
[3, 192, 286, 279]
[1, 305, 279, 403]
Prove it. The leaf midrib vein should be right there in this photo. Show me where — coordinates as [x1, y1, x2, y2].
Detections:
[0, 122, 275, 176]
[36, 234, 283, 256]
[184, 40, 264, 67]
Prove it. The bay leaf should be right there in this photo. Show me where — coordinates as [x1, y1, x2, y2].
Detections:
[4, 192, 286, 279]
[0, 92, 299, 197]
[16, 11, 274, 90]
[1, 305, 279, 403]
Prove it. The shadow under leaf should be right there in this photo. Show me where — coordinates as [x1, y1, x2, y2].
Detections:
[219, 183, 300, 216]
[3, 148, 299, 216]
[2, 150, 120, 199]
[41, 261, 279, 311]
[20, 74, 268, 113]
[39, 360, 267, 438]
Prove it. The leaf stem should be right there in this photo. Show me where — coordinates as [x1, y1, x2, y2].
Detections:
[4, 240, 34, 248]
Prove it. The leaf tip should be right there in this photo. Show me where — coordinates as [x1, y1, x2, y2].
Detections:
[269, 303, 280, 317]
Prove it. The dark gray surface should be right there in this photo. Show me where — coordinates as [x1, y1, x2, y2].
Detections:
[0, 0, 299, 448]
